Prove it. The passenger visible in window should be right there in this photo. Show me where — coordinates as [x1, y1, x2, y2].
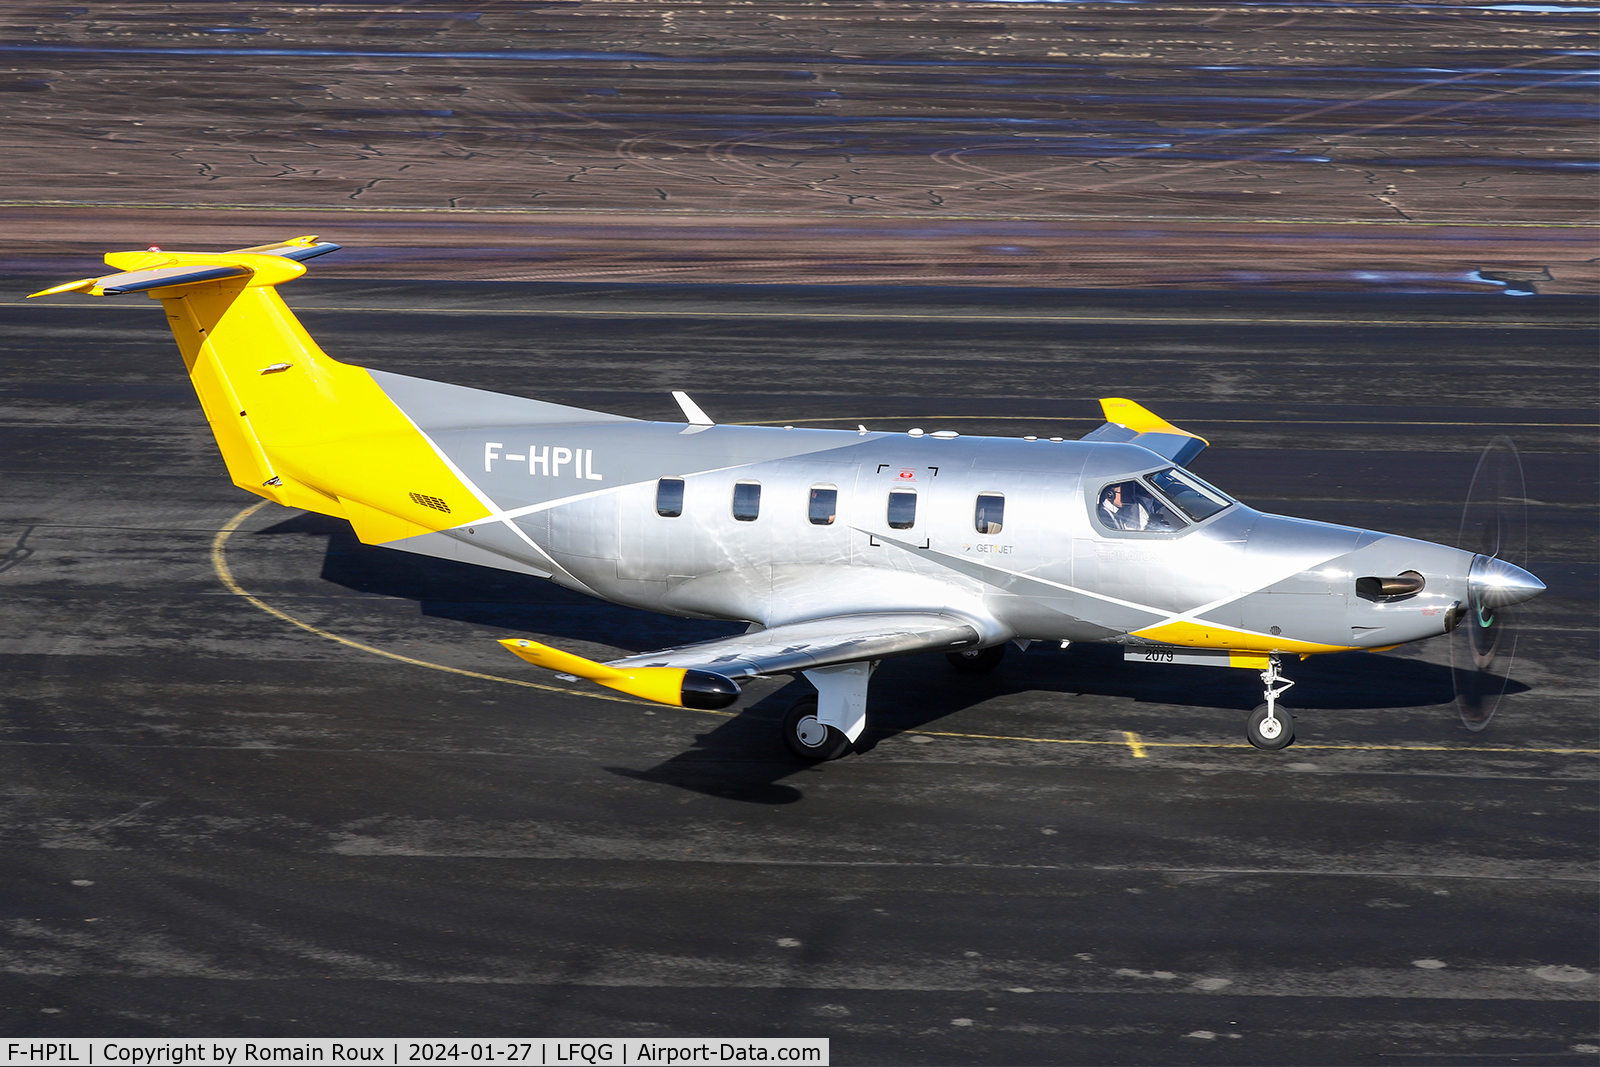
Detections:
[809, 485, 837, 526]
[1098, 481, 1183, 533]
[732, 481, 761, 522]
[975, 492, 1004, 535]
[656, 478, 684, 518]
[887, 489, 917, 530]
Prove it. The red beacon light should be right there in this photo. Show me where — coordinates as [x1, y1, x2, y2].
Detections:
[147, 245, 162, 253]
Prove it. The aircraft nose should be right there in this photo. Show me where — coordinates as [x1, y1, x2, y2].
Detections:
[1468, 555, 1546, 608]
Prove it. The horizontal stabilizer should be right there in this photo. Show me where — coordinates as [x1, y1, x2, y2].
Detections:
[230, 237, 343, 262]
[27, 235, 340, 299]
[604, 611, 983, 679]
[94, 264, 251, 295]
[1081, 397, 1208, 466]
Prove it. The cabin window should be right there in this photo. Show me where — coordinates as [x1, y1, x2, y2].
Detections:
[732, 481, 762, 522]
[975, 492, 1005, 534]
[1144, 467, 1234, 523]
[809, 485, 838, 526]
[655, 478, 684, 518]
[1096, 480, 1186, 533]
[887, 488, 917, 530]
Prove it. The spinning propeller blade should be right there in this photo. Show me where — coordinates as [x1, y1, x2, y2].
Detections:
[1451, 436, 1540, 731]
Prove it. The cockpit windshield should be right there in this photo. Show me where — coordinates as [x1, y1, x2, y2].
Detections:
[1144, 467, 1234, 522]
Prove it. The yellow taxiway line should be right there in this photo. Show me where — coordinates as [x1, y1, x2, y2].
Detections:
[214, 502, 1598, 758]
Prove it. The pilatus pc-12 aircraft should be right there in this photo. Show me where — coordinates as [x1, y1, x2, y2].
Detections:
[32, 237, 1546, 760]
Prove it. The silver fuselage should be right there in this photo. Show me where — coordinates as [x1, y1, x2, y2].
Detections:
[383, 382, 1475, 658]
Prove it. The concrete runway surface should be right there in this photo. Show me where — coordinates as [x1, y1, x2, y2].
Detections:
[0, 279, 1595, 1063]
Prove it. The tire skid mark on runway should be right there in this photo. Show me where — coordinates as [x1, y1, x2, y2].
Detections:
[285, 307, 1593, 331]
[0, 207, 1587, 228]
[215, 505, 1600, 758]
[3, 302, 1584, 331]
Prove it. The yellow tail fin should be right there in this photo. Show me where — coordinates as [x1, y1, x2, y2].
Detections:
[30, 237, 491, 544]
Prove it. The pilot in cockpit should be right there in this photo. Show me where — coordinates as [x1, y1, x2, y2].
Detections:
[1100, 482, 1148, 531]
[1099, 481, 1181, 533]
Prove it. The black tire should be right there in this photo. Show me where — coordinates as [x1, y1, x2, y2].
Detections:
[1246, 704, 1296, 750]
[782, 696, 851, 761]
[945, 644, 1006, 674]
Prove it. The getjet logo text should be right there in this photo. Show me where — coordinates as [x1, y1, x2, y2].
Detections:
[485, 443, 603, 480]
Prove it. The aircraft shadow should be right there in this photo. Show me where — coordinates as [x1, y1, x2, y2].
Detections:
[256, 513, 1524, 804]
[611, 645, 1525, 803]
[254, 512, 745, 651]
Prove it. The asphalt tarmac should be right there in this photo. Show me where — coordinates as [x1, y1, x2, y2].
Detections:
[2, 0, 1595, 291]
[0, 280, 1595, 1064]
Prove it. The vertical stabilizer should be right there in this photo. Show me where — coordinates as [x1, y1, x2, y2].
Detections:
[30, 237, 493, 544]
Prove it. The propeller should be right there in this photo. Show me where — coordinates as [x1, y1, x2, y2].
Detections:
[1451, 436, 1540, 731]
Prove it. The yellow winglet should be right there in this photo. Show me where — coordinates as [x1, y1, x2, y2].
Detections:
[498, 639, 739, 710]
[1099, 397, 1209, 447]
[27, 278, 97, 299]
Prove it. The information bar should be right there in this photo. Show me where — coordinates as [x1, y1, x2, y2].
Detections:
[2, 1040, 828, 1067]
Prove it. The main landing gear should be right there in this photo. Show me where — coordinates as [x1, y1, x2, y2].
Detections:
[785, 644, 1010, 761]
[945, 644, 1006, 674]
[782, 660, 876, 762]
[782, 695, 852, 761]
[1246, 653, 1296, 750]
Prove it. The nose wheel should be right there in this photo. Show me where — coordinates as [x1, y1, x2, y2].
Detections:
[1246, 654, 1296, 750]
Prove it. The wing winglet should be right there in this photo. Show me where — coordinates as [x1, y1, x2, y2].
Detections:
[499, 638, 739, 710]
[1081, 397, 1209, 466]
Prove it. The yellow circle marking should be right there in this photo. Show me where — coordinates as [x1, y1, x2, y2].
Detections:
[214, 503, 1597, 757]
[212, 501, 671, 710]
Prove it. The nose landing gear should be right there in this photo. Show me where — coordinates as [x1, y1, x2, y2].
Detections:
[1246, 653, 1296, 750]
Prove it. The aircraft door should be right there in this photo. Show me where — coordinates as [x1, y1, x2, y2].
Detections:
[547, 492, 620, 583]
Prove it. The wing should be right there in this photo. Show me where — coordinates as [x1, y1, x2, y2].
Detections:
[500, 612, 982, 708]
[609, 611, 982, 677]
[1080, 397, 1208, 465]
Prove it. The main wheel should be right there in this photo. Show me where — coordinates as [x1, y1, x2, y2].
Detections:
[782, 696, 851, 761]
[946, 644, 1006, 674]
[1246, 704, 1296, 750]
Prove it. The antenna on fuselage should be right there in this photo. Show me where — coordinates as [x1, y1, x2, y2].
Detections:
[671, 390, 714, 427]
